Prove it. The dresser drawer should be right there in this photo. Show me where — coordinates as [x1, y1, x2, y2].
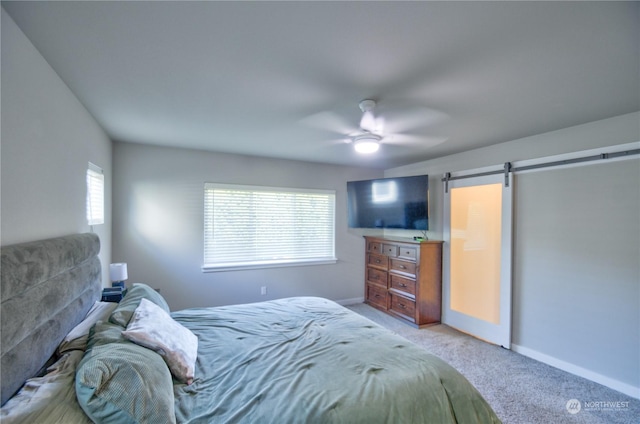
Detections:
[383, 244, 398, 257]
[367, 253, 388, 269]
[366, 267, 388, 286]
[390, 274, 416, 297]
[367, 241, 383, 254]
[389, 293, 416, 319]
[390, 258, 416, 277]
[398, 246, 417, 261]
[366, 284, 388, 309]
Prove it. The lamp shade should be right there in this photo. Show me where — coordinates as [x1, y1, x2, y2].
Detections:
[110, 263, 128, 282]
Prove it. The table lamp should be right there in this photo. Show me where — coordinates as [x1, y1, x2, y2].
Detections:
[109, 263, 128, 289]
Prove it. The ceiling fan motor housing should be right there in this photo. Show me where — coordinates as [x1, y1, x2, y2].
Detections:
[359, 99, 376, 113]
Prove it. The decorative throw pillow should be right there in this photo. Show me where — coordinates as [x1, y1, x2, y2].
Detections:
[122, 298, 198, 384]
[76, 342, 176, 424]
[109, 283, 170, 327]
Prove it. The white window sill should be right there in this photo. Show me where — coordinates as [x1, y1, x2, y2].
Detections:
[202, 257, 338, 273]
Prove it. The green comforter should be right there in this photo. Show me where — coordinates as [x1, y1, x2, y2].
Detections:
[172, 297, 500, 424]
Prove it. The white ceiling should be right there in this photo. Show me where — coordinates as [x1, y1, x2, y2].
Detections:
[3, 1, 639, 169]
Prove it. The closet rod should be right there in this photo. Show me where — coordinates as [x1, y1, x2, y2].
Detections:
[441, 148, 640, 183]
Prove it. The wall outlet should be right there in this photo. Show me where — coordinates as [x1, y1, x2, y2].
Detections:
[261, 286, 267, 295]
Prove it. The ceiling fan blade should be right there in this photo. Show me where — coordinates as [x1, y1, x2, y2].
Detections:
[299, 111, 358, 135]
[324, 137, 351, 146]
[385, 133, 449, 148]
[382, 107, 449, 134]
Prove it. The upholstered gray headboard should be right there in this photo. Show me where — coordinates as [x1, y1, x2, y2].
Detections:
[0, 233, 102, 405]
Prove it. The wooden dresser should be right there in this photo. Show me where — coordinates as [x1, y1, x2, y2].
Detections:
[364, 236, 443, 327]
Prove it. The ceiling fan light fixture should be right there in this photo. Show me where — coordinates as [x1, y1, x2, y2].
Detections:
[353, 133, 381, 154]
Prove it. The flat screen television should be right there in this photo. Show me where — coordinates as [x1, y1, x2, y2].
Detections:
[347, 175, 429, 230]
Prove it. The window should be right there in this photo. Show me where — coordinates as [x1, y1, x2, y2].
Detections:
[86, 162, 104, 226]
[203, 183, 336, 271]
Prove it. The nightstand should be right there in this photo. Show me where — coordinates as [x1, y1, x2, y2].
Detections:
[101, 287, 126, 302]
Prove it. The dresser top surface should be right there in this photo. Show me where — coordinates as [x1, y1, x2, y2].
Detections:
[364, 236, 443, 245]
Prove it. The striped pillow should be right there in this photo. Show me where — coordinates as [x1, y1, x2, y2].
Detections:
[76, 342, 176, 424]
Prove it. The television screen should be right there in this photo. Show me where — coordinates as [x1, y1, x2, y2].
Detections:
[347, 175, 429, 230]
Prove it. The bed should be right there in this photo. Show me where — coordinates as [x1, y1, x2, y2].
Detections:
[1, 233, 501, 423]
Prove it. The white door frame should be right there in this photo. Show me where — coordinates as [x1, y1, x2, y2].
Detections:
[442, 173, 513, 348]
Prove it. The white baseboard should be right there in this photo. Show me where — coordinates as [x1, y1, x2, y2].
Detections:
[511, 343, 639, 400]
[335, 296, 364, 306]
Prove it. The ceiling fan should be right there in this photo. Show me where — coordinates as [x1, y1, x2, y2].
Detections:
[352, 99, 383, 154]
[301, 99, 448, 155]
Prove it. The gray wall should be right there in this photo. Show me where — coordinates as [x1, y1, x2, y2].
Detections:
[111, 142, 382, 311]
[1, 9, 112, 284]
[385, 112, 640, 395]
[513, 159, 639, 390]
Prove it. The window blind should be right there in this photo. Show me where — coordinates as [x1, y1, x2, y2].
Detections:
[86, 163, 104, 226]
[203, 183, 336, 270]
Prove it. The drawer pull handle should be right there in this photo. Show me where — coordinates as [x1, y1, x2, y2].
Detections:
[399, 265, 406, 269]
[375, 260, 381, 263]
[399, 283, 407, 288]
[399, 303, 406, 309]
[375, 294, 381, 298]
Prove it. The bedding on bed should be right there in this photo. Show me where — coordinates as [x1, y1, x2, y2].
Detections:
[2, 280, 500, 424]
[0, 351, 92, 424]
[172, 296, 500, 424]
[75, 292, 179, 424]
[58, 301, 118, 355]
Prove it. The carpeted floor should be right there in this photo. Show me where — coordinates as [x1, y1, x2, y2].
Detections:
[346, 303, 640, 424]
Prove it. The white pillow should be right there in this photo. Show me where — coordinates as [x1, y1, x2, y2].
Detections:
[122, 298, 198, 384]
[57, 301, 118, 354]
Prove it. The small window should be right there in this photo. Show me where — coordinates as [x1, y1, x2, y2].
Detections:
[86, 162, 104, 226]
[203, 183, 336, 271]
